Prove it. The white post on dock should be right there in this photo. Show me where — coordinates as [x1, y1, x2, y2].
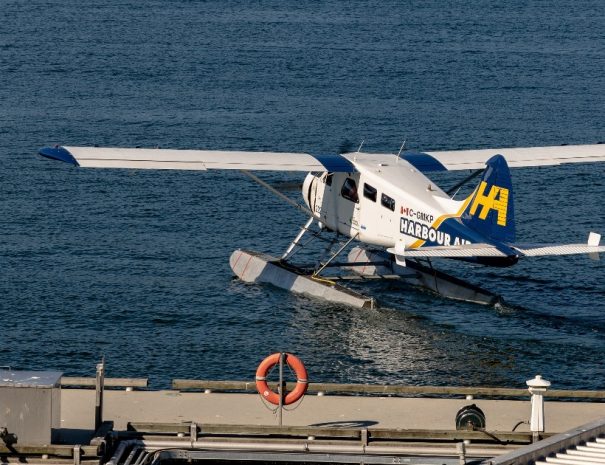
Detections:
[526, 374, 550, 442]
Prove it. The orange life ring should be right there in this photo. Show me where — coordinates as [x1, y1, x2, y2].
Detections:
[255, 353, 308, 405]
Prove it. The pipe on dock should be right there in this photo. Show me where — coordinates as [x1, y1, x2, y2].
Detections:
[103, 438, 500, 464]
[106, 440, 138, 465]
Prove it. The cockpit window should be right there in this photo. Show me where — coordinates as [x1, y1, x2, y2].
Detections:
[363, 183, 377, 202]
[381, 193, 395, 211]
[324, 173, 333, 186]
[341, 178, 359, 203]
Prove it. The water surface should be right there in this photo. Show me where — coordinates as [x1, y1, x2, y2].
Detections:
[1, 0, 604, 389]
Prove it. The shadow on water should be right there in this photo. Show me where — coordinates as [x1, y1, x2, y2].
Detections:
[484, 272, 601, 294]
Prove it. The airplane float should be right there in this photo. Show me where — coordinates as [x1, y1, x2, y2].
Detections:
[38, 143, 605, 309]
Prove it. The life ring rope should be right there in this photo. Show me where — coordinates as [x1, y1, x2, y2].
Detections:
[255, 352, 308, 406]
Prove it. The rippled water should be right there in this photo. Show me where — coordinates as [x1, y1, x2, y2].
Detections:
[1, 0, 604, 390]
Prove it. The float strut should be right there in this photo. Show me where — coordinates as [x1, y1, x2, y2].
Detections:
[282, 217, 314, 261]
[314, 233, 358, 277]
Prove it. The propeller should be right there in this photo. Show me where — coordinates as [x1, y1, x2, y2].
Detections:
[270, 140, 355, 192]
[270, 181, 303, 191]
[338, 139, 355, 154]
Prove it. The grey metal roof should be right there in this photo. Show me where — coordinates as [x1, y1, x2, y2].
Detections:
[536, 438, 605, 465]
[484, 417, 605, 465]
[0, 370, 62, 388]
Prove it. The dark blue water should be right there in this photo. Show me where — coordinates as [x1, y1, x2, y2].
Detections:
[1, 0, 604, 390]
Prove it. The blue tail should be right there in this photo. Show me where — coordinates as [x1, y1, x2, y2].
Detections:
[461, 155, 515, 243]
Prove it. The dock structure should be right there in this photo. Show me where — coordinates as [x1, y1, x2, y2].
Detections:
[2, 370, 605, 465]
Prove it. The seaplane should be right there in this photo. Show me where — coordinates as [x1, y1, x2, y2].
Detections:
[38, 143, 605, 309]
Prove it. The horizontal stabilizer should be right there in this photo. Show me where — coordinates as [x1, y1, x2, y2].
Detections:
[512, 244, 605, 256]
[512, 232, 604, 257]
[387, 243, 509, 258]
[387, 233, 604, 259]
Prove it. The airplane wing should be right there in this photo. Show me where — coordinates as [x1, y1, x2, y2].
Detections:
[39, 143, 605, 174]
[38, 146, 356, 172]
[406, 144, 605, 171]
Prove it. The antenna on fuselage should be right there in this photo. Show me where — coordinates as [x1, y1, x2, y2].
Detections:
[355, 139, 365, 161]
[396, 139, 406, 164]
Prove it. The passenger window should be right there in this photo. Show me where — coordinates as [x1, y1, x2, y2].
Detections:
[341, 178, 359, 203]
[363, 183, 377, 202]
[381, 193, 395, 211]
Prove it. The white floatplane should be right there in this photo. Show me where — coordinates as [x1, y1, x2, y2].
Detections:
[38, 144, 605, 308]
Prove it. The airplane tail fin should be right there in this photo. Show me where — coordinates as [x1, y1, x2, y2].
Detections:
[461, 154, 515, 243]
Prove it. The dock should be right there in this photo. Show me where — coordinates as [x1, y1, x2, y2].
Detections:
[2, 367, 605, 465]
[62, 383, 605, 433]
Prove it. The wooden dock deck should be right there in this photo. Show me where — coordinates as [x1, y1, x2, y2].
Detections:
[61, 387, 605, 433]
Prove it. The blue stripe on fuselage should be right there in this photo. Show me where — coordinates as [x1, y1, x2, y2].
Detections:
[401, 216, 517, 255]
[310, 152, 443, 173]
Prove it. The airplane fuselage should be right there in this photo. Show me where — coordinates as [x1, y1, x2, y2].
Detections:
[303, 157, 466, 249]
[301, 155, 520, 267]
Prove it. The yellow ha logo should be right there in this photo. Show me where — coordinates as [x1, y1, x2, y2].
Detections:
[468, 181, 509, 226]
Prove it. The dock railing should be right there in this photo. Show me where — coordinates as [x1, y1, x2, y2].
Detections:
[61, 377, 148, 389]
[170, 379, 605, 399]
[58, 377, 605, 399]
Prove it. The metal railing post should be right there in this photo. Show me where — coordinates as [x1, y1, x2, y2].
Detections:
[278, 353, 285, 427]
[95, 357, 105, 431]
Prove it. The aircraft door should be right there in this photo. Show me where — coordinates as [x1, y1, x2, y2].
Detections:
[353, 196, 361, 232]
[338, 175, 361, 235]
[303, 172, 339, 231]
